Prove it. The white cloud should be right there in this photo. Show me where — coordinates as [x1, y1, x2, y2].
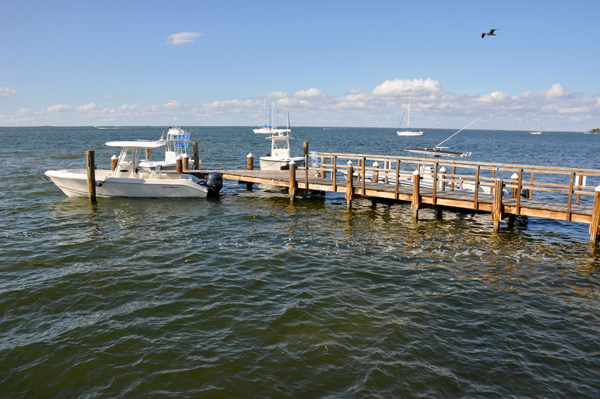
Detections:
[167, 32, 203, 45]
[0, 87, 17, 98]
[371, 78, 442, 96]
[17, 108, 31, 114]
[294, 88, 323, 98]
[100, 94, 123, 99]
[265, 91, 288, 98]
[541, 83, 570, 98]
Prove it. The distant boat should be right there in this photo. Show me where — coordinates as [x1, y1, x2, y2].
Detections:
[253, 100, 305, 170]
[530, 121, 542, 135]
[397, 98, 424, 136]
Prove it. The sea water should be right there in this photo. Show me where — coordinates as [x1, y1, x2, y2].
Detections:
[1, 126, 599, 397]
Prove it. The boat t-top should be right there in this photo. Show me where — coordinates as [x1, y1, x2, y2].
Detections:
[45, 140, 222, 198]
[253, 101, 305, 170]
[139, 126, 198, 171]
[397, 98, 424, 136]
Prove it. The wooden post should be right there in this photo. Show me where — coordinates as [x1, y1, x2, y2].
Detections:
[412, 170, 420, 220]
[182, 154, 189, 171]
[145, 148, 151, 161]
[303, 142, 309, 156]
[246, 152, 253, 192]
[473, 165, 480, 210]
[193, 142, 199, 170]
[491, 168, 496, 197]
[86, 150, 96, 203]
[432, 162, 438, 204]
[372, 161, 379, 183]
[589, 186, 600, 245]
[361, 157, 366, 195]
[346, 162, 353, 208]
[384, 159, 390, 184]
[332, 155, 337, 192]
[394, 161, 400, 200]
[111, 155, 118, 171]
[175, 156, 182, 174]
[289, 161, 297, 203]
[439, 167, 446, 191]
[510, 173, 519, 198]
[529, 170, 534, 199]
[516, 169, 523, 215]
[451, 165, 456, 191]
[566, 171, 575, 221]
[304, 154, 309, 191]
[492, 179, 504, 233]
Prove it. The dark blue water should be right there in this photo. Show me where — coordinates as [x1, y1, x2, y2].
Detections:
[1, 126, 599, 398]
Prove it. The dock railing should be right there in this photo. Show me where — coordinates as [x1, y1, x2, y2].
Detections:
[305, 152, 600, 207]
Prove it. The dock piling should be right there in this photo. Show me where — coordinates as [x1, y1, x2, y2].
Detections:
[373, 161, 379, 183]
[193, 142, 199, 170]
[176, 156, 182, 174]
[492, 179, 504, 232]
[86, 150, 96, 203]
[246, 152, 253, 191]
[111, 155, 118, 171]
[590, 185, 600, 245]
[412, 170, 420, 219]
[182, 154, 189, 171]
[145, 148, 151, 161]
[346, 161, 354, 208]
[289, 160, 297, 203]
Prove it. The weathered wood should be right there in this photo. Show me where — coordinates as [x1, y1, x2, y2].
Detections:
[182, 154, 189, 171]
[516, 169, 523, 215]
[193, 142, 199, 170]
[373, 161, 379, 184]
[566, 172, 575, 221]
[384, 160, 390, 184]
[432, 162, 438, 204]
[492, 179, 504, 232]
[590, 187, 600, 245]
[473, 165, 480, 210]
[304, 154, 309, 191]
[111, 155, 118, 171]
[303, 141, 309, 156]
[394, 161, 400, 200]
[361, 157, 366, 194]
[412, 171, 420, 219]
[332, 156, 337, 192]
[246, 153, 253, 192]
[145, 148, 151, 161]
[289, 162, 297, 202]
[176, 156, 183, 174]
[451, 165, 456, 191]
[86, 150, 96, 203]
[346, 165, 354, 208]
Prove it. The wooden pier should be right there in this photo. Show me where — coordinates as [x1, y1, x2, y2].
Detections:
[179, 149, 600, 245]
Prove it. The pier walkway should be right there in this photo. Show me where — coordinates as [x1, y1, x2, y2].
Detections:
[179, 150, 600, 245]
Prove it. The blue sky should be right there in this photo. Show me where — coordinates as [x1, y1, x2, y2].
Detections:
[1, 0, 599, 130]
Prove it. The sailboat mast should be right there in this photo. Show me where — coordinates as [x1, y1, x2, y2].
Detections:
[407, 98, 411, 129]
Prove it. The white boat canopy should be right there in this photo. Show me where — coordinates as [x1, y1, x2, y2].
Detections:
[105, 141, 164, 149]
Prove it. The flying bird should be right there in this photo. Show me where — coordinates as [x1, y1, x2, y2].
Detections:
[482, 29, 499, 38]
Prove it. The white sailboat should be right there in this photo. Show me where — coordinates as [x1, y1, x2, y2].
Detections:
[397, 98, 424, 136]
[253, 101, 305, 170]
[45, 141, 222, 198]
[530, 121, 542, 135]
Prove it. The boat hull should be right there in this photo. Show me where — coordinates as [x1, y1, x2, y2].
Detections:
[259, 157, 305, 171]
[45, 169, 208, 198]
[397, 130, 424, 136]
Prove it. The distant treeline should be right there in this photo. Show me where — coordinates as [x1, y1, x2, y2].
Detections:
[585, 128, 600, 134]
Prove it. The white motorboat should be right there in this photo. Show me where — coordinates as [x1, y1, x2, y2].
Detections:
[253, 101, 304, 170]
[397, 98, 424, 136]
[45, 141, 222, 198]
[139, 126, 199, 171]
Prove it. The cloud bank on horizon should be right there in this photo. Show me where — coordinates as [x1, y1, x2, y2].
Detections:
[1, 78, 598, 131]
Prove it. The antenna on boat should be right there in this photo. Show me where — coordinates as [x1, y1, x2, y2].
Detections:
[435, 117, 481, 149]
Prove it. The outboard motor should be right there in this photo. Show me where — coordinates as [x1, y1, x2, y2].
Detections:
[206, 172, 223, 197]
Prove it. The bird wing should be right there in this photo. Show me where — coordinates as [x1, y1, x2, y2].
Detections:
[481, 33, 485, 38]
[490, 29, 497, 34]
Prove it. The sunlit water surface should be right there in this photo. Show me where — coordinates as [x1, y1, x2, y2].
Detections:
[1, 127, 599, 398]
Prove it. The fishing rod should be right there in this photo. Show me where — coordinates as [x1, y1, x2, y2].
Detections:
[435, 117, 481, 149]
